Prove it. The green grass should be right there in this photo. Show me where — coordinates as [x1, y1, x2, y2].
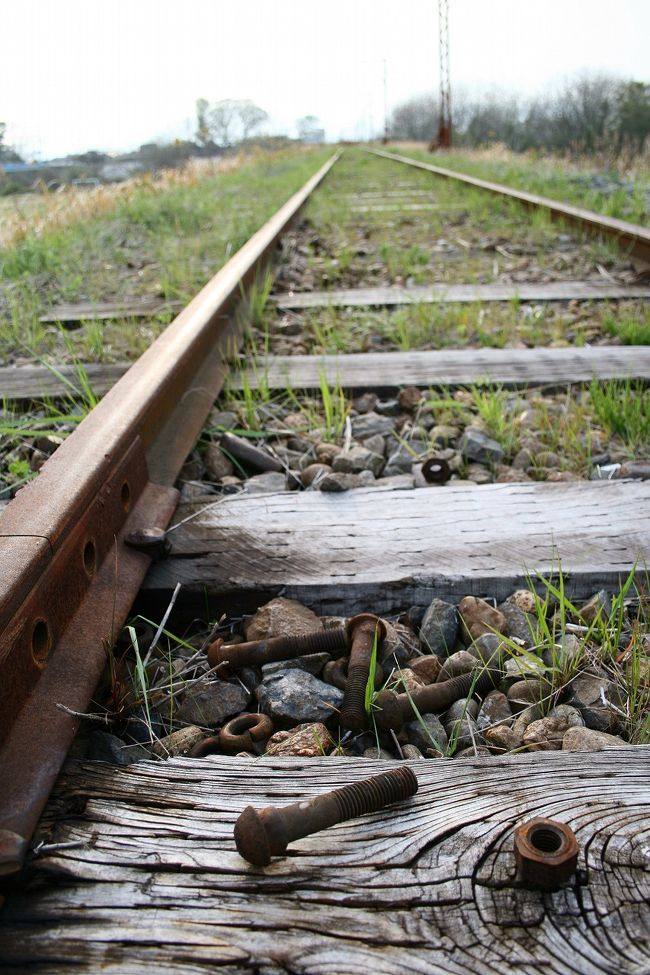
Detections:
[0, 148, 330, 366]
[589, 378, 650, 450]
[603, 308, 650, 345]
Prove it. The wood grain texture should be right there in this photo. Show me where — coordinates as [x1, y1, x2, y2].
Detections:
[145, 480, 650, 614]
[8, 345, 650, 402]
[39, 299, 182, 323]
[0, 362, 129, 400]
[238, 345, 650, 392]
[274, 280, 650, 310]
[2, 749, 649, 973]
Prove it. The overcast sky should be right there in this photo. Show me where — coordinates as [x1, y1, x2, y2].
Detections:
[2, 0, 649, 158]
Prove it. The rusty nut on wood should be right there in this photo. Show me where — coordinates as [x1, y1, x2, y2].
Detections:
[513, 817, 579, 889]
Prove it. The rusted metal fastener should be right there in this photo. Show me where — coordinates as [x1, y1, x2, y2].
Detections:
[219, 713, 274, 754]
[207, 626, 348, 675]
[514, 817, 579, 889]
[421, 456, 452, 484]
[323, 656, 384, 692]
[234, 766, 418, 866]
[373, 667, 501, 732]
[124, 527, 171, 560]
[220, 432, 284, 474]
[340, 614, 387, 732]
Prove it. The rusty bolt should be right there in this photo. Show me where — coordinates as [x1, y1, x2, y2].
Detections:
[373, 667, 501, 733]
[340, 614, 387, 732]
[207, 627, 348, 676]
[234, 766, 418, 866]
[514, 817, 579, 889]
[323, 656, 384, 692]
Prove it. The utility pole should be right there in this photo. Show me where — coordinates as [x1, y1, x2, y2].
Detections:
[430, 0, 451, 150]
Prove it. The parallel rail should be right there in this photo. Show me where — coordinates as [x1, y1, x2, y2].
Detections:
[370, 147, 650, 264]
[0, 145, 648, 874]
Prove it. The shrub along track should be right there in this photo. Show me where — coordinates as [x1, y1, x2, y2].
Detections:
[1, 147, 650, 973]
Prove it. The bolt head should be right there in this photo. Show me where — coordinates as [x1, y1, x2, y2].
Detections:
[373, 689, 404, 732]
[234, 806, 272, 866]
[346, 613, 387, 642]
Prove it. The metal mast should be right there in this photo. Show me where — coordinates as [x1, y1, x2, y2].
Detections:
[433, 0, 451, 149]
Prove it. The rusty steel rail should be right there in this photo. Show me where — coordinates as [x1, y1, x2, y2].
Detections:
[0, 150, 341, 874]
[369, 147, 650, 264]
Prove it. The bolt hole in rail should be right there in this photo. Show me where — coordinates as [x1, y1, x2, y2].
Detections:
[0, 145, 649, 889]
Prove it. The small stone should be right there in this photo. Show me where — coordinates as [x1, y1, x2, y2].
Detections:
[384, 444, 425, 475]
[301, 462, 331, 487]
[468, 633, 504, 665]
[378, 620, 420, 667]
[459, 428, 504, 464]
[536, 450, 561, 467]
[255, 671, 344, 725]
[363, 434, 386, 456]
[319, 472, 361, 491]
[419, 598, 458, 657]
[398, 386, 423, 411]
[401, 743, 424, 759]
[549, 704, 584, 728]
[430, 424, 459, 447]
[265, 722, 334, 757]
[577, 590, 611, 625]
[407, 655, 442, 684]
[176, 680, 251, 727]
[375, 399, 400, 416]
[332, 445, 384, 477]
[358, 470, 376, 486]
[244, 472, 288, 493]
[203, 443, 234, 481]
[512, 704, 542, 739]
[512, 448, 533, 470]
[497, 601, 536, 648]
[455, 744, 493, 758]
[352, 392, 378, 414]
[522, 715, 569, 751]
[458, 596, 507, 643]
[437, 650, 477, 682]
[485, 725, 522, 753]
[477, 691, 512, 732]
[315, 442, 341, 464]
[180, 455, 205, 481]
[445, 698, 479, 724]
[391, 668, 427, 695]
[261, 652, 331, 679]
[466, 463, 493, 485]
[503, 654, 547, 682]
[619, 462, 650, 479]
[509, 590, 537, 614]
[209, 409, 239, 430]
[495, 468, 532, 483]
[447, 716, 480, 752]
[88, 731, 150, 765]
[245, 597, 322, 641]
[363, 746, 395, 760]
[351, 412, 395, 439]
[34, 433, 64, 455]
[152, 726, 206, 759]
[567, 673, 625, 733]
[562, 727, 627, 751]
[404, 714, 448, 755]
[507, 679, 546, 712]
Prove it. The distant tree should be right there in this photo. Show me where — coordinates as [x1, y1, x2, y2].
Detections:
[0, 122, 22, 162]
[296, 115, 325, 142]
[238, 100, 269, 140]
[388, 96, 436, 141]
[616, 81, 650, 152]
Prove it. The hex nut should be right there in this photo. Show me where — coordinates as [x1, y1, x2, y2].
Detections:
[513, 816, 579, 889]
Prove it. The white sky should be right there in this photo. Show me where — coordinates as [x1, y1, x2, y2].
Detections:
[2, 0, 649, 158]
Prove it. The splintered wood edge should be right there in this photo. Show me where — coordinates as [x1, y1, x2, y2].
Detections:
[2, 749, 649, 973]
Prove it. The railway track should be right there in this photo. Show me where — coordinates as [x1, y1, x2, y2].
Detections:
[1, 147, 650, 972]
